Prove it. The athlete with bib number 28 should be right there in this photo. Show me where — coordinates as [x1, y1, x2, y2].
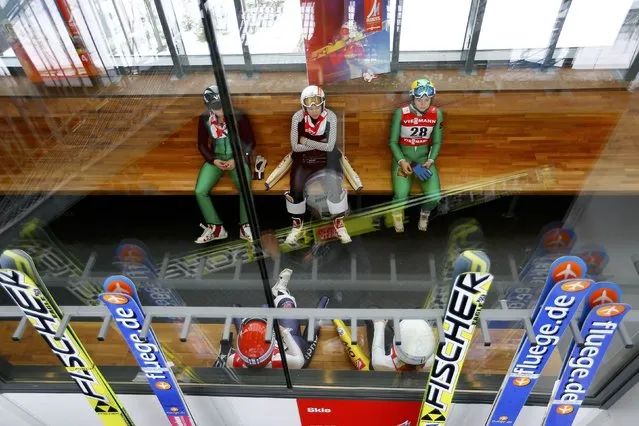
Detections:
[389, 79, 443, 233]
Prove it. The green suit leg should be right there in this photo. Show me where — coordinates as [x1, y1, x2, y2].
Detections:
[391, 162, 441, 217]
[391, 160, 413, 205]
[419, 164, 441, 212]
[229, 163, 251, 225]
[195, 162, 224, 225]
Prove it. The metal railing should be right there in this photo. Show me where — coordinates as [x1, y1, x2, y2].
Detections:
[3, 304, 636, 349]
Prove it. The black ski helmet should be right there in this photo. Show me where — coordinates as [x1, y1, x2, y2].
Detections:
[203, 85, 222, 110]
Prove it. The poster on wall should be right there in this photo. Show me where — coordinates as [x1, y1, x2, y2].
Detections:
[299, 0, 391, 85]
[55, 0, 103, 78]
[0, 21, 43, 83]
[297, 399, 420, 426]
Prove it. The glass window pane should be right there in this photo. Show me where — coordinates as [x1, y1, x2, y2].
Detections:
[3, 0, 639, 416]
[557, 0, 633, 47]
[171, 0, 219, 56]
[244, 0, 304, 55]
[477, 0, 562, 50]
[202, 0, 244, 55]
[556, 0, 636, 69]
[400, 0, 471, 51]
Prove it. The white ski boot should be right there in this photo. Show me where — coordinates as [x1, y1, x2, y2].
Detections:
[418, 211, 430, 232]
[334, 216, 352, 244]
[285, 217, 304, 245]
[392, 211, 404, 233]
[271, 268, 293, 297]
[239, 223, 253, 241]
[195, 223, 228, 244]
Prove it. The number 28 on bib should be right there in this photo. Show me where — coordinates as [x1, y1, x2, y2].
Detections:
[399, 105, 438, 147]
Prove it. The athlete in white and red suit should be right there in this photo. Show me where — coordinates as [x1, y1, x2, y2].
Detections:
[227, 269, 328, 369]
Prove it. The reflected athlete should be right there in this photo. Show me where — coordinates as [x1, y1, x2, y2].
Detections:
[195, 85, 255, 244]
[371, 319, 436, 372]
[227, 269, 329, 369]
[285, 85, 352, 245]
[389, 78, 443, 233]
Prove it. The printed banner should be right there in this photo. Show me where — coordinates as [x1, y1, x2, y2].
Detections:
[100, 286, 196, 426]
[297, 399, 420, 426]
[486, 279, 593, 425]
[543, 302, 630, 426]
[300, 0, 390, 84]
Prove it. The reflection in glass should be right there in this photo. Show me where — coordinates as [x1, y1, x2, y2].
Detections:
[477, 0, 562, 50]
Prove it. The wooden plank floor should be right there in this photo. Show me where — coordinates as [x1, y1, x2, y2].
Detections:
[1, 89, 637, 194]
[0, 321, 561, 378]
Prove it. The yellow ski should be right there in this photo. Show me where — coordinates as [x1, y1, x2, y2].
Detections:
[0, 249, 134, 426]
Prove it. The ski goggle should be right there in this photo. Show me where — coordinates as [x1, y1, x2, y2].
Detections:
[302, 95, 325, 108]
[411, 84, 436, 99]
[207, 101, 222, 111]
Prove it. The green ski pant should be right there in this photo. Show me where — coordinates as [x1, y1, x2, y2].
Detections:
[195, 161, 250, 225]
[391, 161, 441, 213]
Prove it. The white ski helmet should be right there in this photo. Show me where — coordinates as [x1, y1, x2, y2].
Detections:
[393, 319, 436, 365]
[300, 85, 325, 109]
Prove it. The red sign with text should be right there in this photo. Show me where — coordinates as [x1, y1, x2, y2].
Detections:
[297, 399, 420, 426]
[365, 0, 383, 32]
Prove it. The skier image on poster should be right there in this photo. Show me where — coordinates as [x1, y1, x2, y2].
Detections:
[389, 78, 443, 233]
[195, 85, 256, 244]
[371, 318, 436, 372]
[326, 23, 371, 82]
[226, 268, 329, 369]
[284, 85, 352, 246]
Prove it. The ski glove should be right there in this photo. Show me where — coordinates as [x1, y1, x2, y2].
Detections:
[254, 155, 267, 180]
[413, 163, 433, 181]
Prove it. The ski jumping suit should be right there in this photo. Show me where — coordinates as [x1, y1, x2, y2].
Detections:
[287, 108, 348, 220]
[195, 111, 255, 225]
[389, 103, 443, 213]
[228, 293, 329, 369]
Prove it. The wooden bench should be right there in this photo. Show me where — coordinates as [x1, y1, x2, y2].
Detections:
[0, 90, 633, 194]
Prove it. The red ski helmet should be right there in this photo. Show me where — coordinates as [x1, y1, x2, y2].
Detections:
[237, 318, 275, 368]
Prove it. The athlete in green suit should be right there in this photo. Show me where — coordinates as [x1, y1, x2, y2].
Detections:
[389, 79, 443, 232]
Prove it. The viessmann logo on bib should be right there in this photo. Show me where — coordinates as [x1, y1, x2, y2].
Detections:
[365, 0, 382, 32]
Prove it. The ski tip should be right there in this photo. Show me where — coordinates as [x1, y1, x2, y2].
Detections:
[103, 275, 137, 296]
[1, 249, 34, 265]
[586, 282, 623, 308]
[548, 256, 588, 283]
